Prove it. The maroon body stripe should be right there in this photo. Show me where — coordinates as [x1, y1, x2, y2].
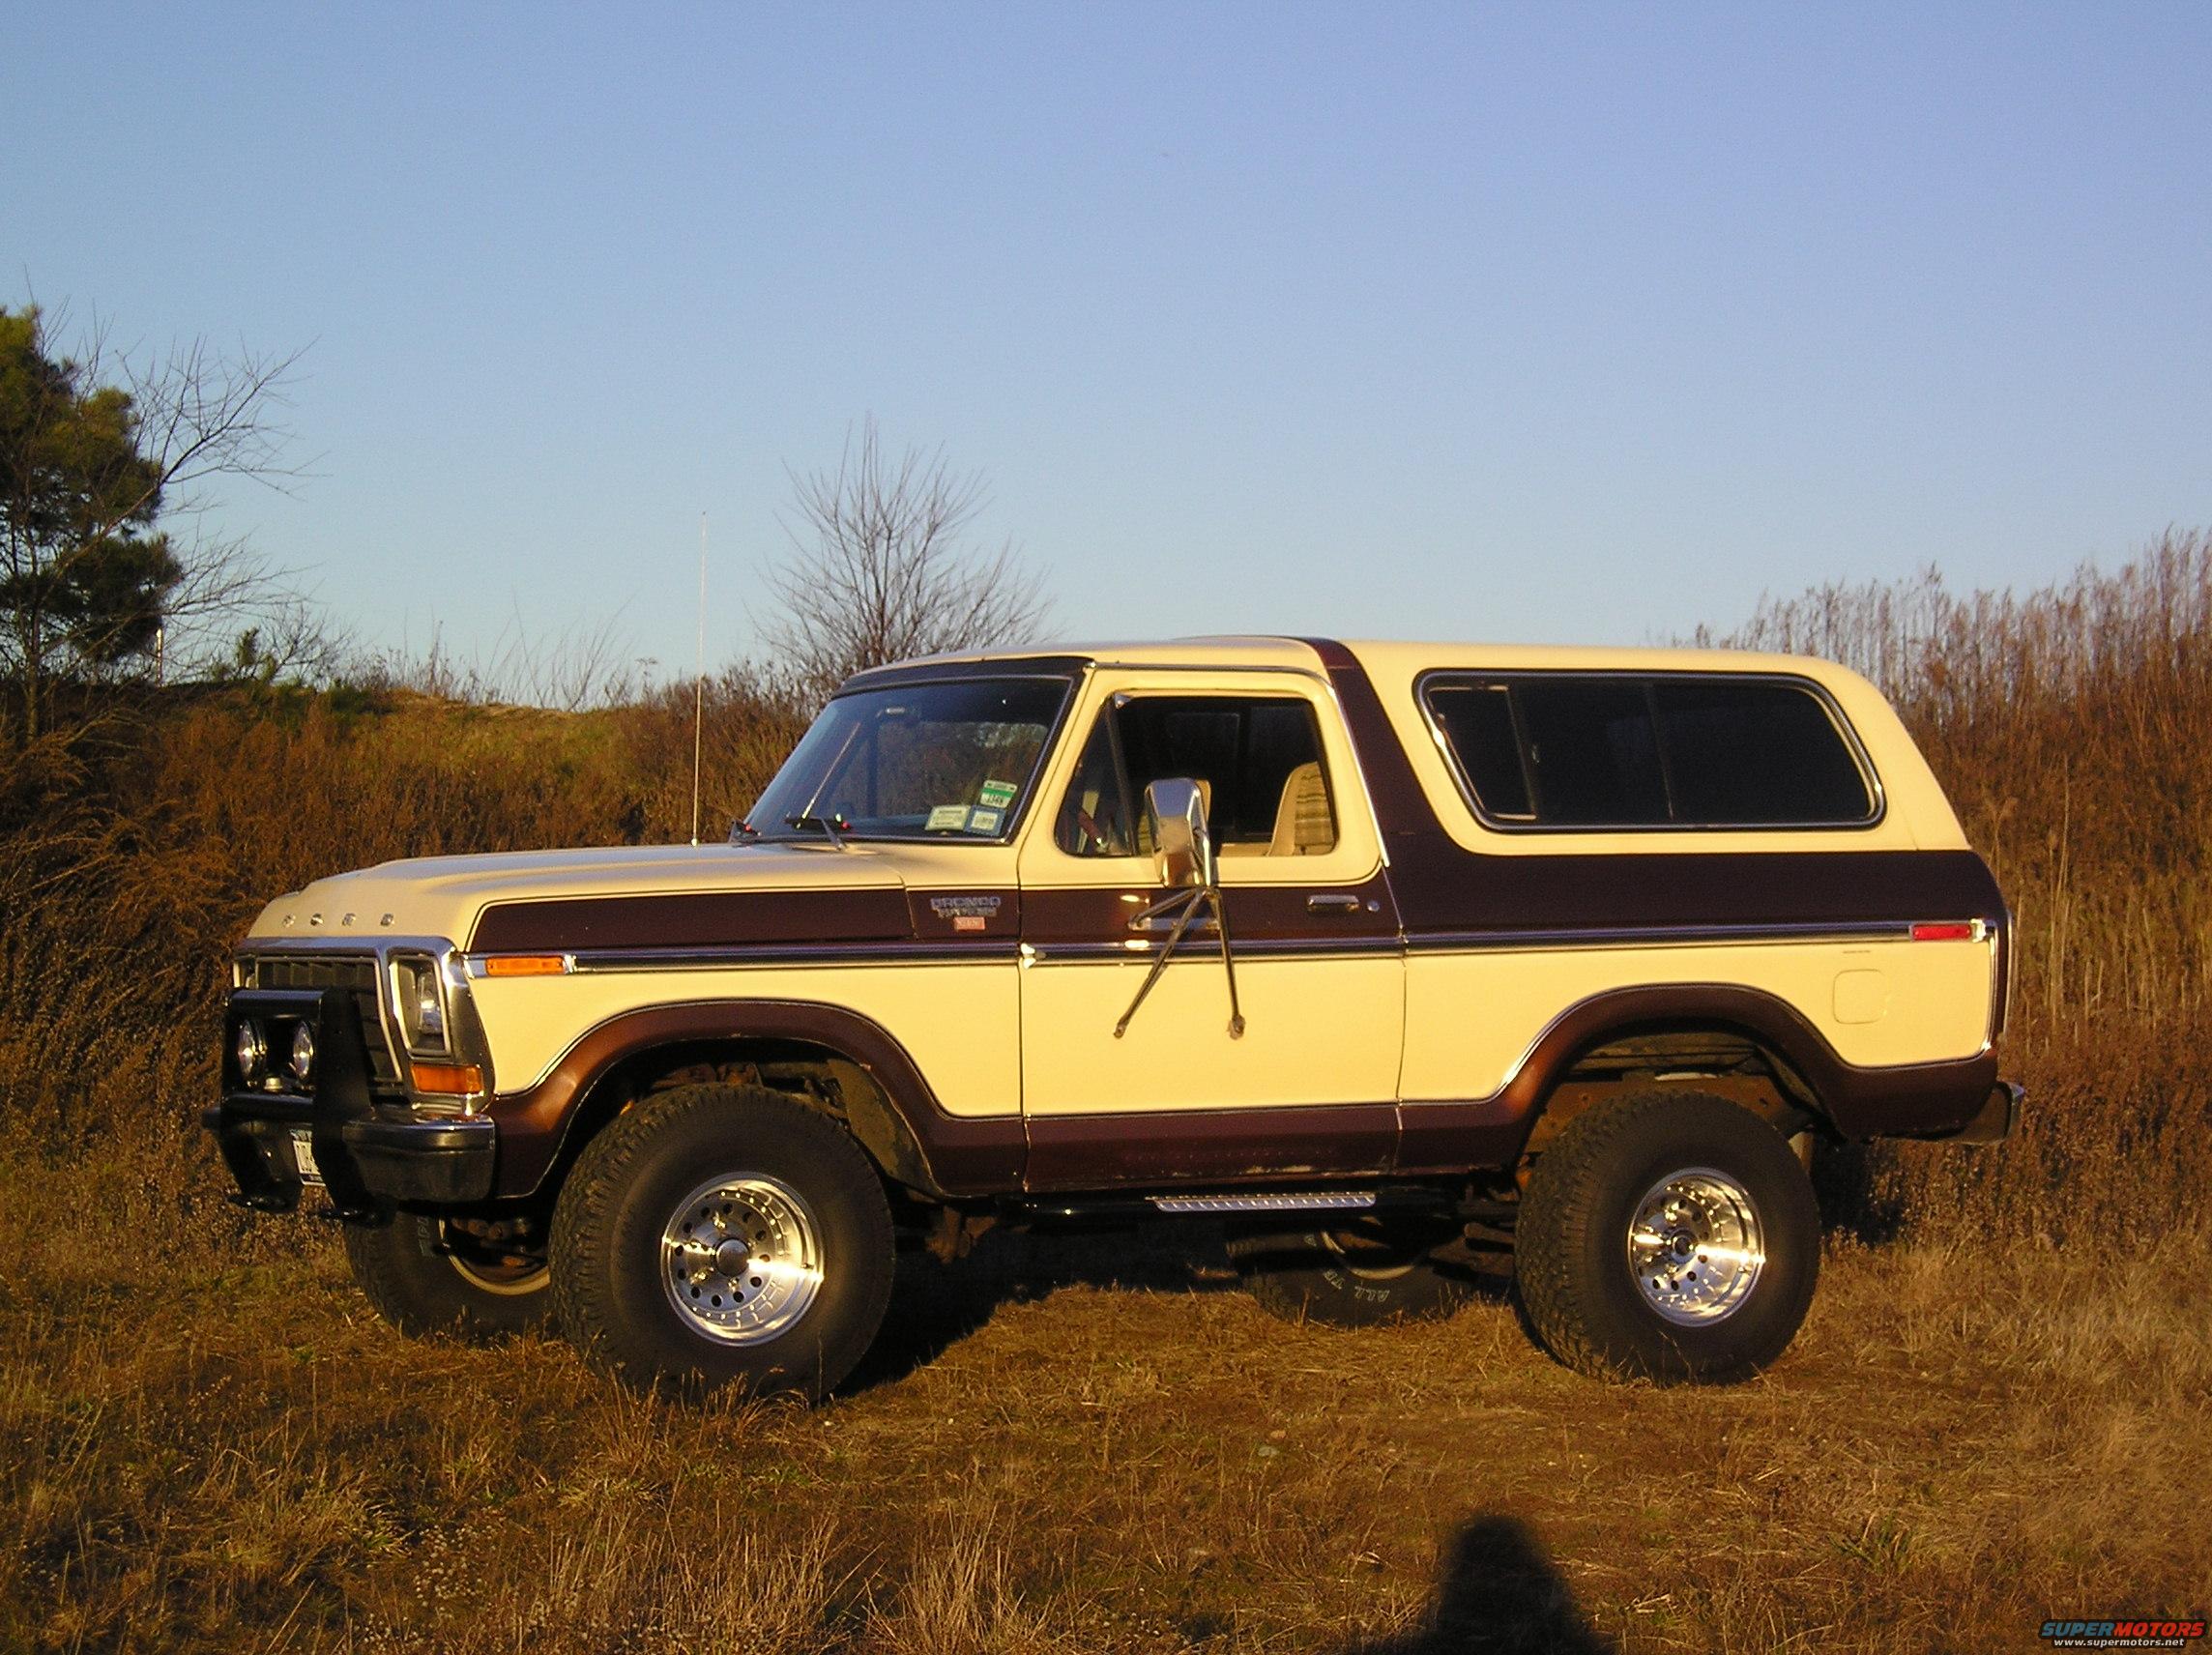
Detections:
[471, 886, 912, 954]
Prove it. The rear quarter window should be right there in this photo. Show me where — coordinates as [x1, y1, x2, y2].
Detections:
[1420, 672, 1878, 830]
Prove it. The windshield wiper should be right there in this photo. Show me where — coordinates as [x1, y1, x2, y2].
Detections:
[781, 813, 852, 851]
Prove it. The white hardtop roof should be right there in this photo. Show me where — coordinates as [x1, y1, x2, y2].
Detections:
[868, 635, 1853, 682]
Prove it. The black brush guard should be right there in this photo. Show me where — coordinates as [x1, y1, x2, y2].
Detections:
[203, 986, 495, 1218]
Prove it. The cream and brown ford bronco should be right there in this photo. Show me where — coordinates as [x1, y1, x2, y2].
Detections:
[208, 638, 2018, 1396]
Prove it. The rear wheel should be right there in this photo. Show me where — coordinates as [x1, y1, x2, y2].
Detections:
[1515, 1089, 1820, 1384]
[1228, 1212, 1475, 1327]
[342, 1213, 551, 1343]
[551, 1083, 895, 1400]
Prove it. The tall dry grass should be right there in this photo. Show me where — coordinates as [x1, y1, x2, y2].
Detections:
[0, 673, 806, 1154]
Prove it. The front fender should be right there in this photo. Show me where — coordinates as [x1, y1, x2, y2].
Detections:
[483, 999, 1025, 1201]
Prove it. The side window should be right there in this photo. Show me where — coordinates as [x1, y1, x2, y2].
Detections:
[1651, 679, 1874, 824]
[1055, 695, 1338, 857]
[1425, 683, 1532, 819]
[1423, 673, 1875, 829]
[1514, 679, 1669, 827]
[1054, 713, 1133, 856]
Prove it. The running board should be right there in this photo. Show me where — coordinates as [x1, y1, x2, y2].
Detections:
[1149, 1190, 1379, 1215]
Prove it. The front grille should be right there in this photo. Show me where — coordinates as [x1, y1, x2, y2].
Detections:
[244, 954, 404, 1094]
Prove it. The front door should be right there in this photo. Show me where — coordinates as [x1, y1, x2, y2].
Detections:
[1015, 670, 1405, 1189]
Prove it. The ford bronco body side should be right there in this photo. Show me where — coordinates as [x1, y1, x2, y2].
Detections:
[207, 638, 2017, 1394]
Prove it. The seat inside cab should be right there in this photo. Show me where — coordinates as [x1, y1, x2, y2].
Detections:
[1055, 696, 1337, 858]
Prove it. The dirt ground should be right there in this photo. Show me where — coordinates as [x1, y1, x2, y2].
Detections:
[4, 1161, 2205, 1655]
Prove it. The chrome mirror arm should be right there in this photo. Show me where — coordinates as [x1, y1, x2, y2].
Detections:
[1113, 883, 1245, 1040]
[1211, 884, 1245, 1039]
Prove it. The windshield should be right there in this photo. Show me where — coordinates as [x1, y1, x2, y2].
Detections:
[741, 676, 1074, 842]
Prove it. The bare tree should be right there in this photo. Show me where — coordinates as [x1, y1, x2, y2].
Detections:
[761, 418, 1052, 700]
[1, 301, 306, 741]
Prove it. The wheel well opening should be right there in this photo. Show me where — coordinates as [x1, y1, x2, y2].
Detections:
[553, 1037, 938, 1201]
[1521, 1021, 1830, 1160]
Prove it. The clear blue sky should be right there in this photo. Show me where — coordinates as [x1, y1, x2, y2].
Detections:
[7, 4, 2209, 682]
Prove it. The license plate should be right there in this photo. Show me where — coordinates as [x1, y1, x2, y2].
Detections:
[289, 1129, 324, 1186]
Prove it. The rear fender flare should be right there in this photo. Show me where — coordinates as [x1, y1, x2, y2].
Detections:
[1397, 982, 1998, 1173]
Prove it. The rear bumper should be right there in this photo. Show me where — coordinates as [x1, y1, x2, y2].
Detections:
[204, 984, 496, 1215]
[1929, 1080, 2023, 1145]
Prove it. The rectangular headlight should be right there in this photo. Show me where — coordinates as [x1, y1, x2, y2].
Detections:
[390, 955, 449, 1055]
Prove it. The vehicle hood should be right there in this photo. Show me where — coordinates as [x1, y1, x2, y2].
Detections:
[244, 841, 922, 949]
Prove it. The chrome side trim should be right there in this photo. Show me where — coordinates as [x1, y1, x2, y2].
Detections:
[468, 918, 1935, 975]
[1403, 919, 1918, 952]
[1150, 1190, 1378, 1214]
[559, 942, 1022, 973]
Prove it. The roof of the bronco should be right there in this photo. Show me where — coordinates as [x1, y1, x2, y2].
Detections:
[846, 636, 1861, 687]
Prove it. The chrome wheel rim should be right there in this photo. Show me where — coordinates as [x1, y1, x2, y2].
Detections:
[659, 1174, 825, 1344]
[1626, 1167, 1766, 1326]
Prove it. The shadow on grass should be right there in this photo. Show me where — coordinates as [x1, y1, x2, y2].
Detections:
[843, 1222, 1520, 1395]
[1339, 1515, 1615, 1655]
[843, 1221, 1243, 1391]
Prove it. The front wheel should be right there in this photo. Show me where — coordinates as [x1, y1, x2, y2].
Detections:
[550, 1083, 895, 1400]
[1515, 1089, 1820, 1384]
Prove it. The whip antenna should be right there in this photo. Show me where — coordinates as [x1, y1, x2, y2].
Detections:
[690, 512, 708, 846]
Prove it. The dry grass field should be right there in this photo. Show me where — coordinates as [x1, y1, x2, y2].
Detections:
[4, 1143, 2206, 1654]
[3, 536, 2209, 1652]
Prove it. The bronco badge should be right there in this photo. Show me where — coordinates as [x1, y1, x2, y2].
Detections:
[927, 893, 1004, 933]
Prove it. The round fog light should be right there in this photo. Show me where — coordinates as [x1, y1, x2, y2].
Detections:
[235, 1019, 267, 1082]
[290, 1022, 316, 1084]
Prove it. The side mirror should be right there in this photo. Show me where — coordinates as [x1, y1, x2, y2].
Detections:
[1144, 777, 1214, 889]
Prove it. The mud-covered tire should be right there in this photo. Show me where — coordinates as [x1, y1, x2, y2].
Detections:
[341, 1213, 552, 1343]
[550, 1083, 894, 1401]
[1516, 1089, 1820, 1384]
[1227, 1214, 1476, 1328]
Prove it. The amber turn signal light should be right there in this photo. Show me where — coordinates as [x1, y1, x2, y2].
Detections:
[482, 955, 568, 977]
[411, 1060, 485, 1095]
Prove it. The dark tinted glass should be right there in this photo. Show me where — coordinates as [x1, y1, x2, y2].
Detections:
[1652, 680, 1873, 824]
[1515, 679, 1669, 826]
[1422, 672, 1877, 829]
[1426, 683, 1531, 818]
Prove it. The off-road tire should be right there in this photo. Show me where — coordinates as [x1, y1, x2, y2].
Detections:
[550, 1083, 895, 1400]
[1516, 1089, 1820, 1384]
[1227, 1214, 1476, 1328]
[342, 1213, 551, 1343]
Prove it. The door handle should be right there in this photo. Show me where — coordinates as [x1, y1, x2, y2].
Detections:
[1306, 892, 1364, 915]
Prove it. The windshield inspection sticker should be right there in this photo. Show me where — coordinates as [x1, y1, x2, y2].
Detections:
[968, 806, 1004, 834]
[925, 804, 970, 832]
[977, 778, 1019, 809]
[928, 894, 1004, 933]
